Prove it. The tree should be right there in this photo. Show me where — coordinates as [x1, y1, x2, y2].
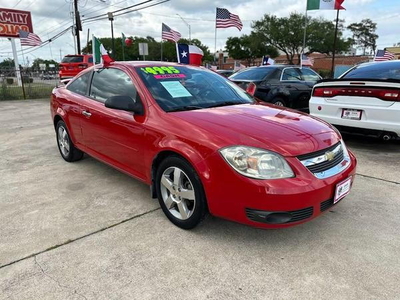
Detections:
[82, 36, 213, 63]
[307, 18, 353, 56]
[31, 58, 59, 69]
[225, 33, 278, 65]
[252, 13, 351, 64]
[0, 58, 14, 68]
[347, 19, 379, 55]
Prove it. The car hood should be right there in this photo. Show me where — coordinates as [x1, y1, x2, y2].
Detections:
[172, 103, 340, 157]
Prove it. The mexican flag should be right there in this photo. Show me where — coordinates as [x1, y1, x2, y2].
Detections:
[307, 0, 345, 10]
[92, 35, 113, 65]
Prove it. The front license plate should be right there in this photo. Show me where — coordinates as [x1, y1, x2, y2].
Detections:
[334, 177, 352, 204]
[342, 109, 362, 120]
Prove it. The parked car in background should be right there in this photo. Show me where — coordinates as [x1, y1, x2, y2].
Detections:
[59, 54, 93, 80]
[51, 62, 356, 230]
[216, 69, 235, 77]
[229, 65, 321, 111]
[40, 71, 57, 80]
[310, 60, 400, 140]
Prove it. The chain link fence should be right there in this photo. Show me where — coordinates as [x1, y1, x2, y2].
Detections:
[0, 67, 59, 100]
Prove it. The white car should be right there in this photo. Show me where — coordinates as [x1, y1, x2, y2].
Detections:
[310, 61, 400, 140]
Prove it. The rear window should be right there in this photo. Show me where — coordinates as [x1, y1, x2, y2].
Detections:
[62, 56, 84, 63]
[342, 62, 400, 80]
[229, 67, 275, 81]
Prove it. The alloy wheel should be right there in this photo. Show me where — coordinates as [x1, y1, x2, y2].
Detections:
[160, 167, 196, 220]
[57, 126, 70, 158]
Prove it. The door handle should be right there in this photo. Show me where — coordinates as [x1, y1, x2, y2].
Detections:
[82, 111, 92, 117]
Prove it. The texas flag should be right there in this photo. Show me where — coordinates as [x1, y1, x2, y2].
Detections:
[177, 44, 204, 66]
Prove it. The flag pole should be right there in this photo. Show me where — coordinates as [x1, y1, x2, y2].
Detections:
[214, 8, 217, 67]
[301, 7, 308, 69]
[121, 34, 125, 61]
[175, 42, 180, 63]
[161, 40, 163, 61]
[331, 9, 340, 78]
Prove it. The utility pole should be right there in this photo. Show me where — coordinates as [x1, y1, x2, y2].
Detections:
[176, 14, 191, 42]
[74, 0, 81, 54]
[108, 12, 115, 59]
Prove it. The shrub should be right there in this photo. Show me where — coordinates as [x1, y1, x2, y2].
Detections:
[318, 69, 331, 79]
[6, 78, 13, 84]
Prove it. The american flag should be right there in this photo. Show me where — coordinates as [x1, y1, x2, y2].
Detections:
[301, 54, 314, 66]
[216, 8, 243, 31]
[162, 23, 181, 43]
[374, 50, 396, 62]
[19, 30, 42, 47]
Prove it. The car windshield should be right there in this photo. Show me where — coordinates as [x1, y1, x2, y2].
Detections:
[342, 62, 400, 80]
[136, 65, 254, 112]
[62, 56, 84, 63]
[229, 67, 275, 81]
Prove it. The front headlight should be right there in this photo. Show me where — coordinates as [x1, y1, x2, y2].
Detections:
[220, 146, 295, 180]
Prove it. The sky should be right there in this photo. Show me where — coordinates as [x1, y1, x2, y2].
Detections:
[0, 0, 399, 65]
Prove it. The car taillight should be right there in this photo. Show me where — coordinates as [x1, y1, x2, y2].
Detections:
[246, 82, 257, 96]
[78, 64, 88, 69]
[313, 87, 400, 101]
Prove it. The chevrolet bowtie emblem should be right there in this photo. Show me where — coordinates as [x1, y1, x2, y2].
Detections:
[325, 151, 335, 161]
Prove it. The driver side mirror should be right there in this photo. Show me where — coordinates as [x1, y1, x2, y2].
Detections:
[105, 95, 144, 115]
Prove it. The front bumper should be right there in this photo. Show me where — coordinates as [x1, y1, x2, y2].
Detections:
[199, 150, 357, 229]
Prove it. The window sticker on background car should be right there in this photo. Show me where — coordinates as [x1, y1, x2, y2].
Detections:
[140, 66, 180, 75]
[160, 81, 192, 98]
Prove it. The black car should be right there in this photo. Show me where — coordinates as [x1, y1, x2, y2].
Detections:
[216, 69, 235, 78]
[229, 65, 321, 110]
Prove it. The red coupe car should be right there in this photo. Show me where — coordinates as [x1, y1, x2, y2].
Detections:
[51, 62, 357, 229]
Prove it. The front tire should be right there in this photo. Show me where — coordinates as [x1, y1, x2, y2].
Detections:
[155, 156, 207, 229]
[56, 120, 84, 162]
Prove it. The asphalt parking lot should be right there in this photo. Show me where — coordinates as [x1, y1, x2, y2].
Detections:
[1, 100, 399, 300]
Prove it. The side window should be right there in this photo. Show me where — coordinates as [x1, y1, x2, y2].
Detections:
[282, 68, 302, 81]
[88, 57, 93, 63]
[301, 68, 321, 82]
[90, 68, 137, 103]
[67, 72, 91, 96]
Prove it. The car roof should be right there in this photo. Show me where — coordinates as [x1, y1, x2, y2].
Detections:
[240, 65, 301, 71]
[354, 60, 400, 68]
[110, 61, 183, 68]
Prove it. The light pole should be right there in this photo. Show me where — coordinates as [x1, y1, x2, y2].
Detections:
[176, 14, 191, 42]
[108, 12, 115, 59]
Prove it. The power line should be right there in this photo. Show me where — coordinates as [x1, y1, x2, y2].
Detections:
[12, 0, 24, 8]
[82, 0, 170, 24]
[82, 0, 155, 21]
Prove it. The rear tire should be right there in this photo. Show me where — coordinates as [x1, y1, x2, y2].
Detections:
[56, 121, 84, 162]
[155, 156, 207, 229]
[271, 98, 286, 107]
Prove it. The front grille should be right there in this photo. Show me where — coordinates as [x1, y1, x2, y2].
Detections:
[245, 206, 314, 224]
[298, 142, 344, 175]
[307, 151, 344, 173]
[320, 198, 334, 212]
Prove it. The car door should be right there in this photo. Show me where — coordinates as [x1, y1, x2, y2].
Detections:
[79, 67, 147, 179]
[62, 71, 92, 145]
[280, 67, 307, 108]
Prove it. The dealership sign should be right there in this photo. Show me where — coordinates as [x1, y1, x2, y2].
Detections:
[0, 8, 33, 38]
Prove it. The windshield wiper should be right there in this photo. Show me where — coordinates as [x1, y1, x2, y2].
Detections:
[205, 101, 245, 108]
[167, 105, 204, 112]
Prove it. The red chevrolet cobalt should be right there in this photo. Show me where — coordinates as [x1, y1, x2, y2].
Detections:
[51, 62, 357, 229]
